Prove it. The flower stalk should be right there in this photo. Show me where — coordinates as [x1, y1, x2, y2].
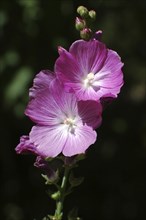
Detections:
[45, 156, 84, 220]
[53, 166, 70, 220]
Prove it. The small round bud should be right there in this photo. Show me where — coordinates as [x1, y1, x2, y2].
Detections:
[89, 10, 96, 20]
[77, 6, 88, 18]
[75, 17, 86, 31]
[80, 28, 92, 40]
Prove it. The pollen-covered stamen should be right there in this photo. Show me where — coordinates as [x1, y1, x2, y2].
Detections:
[63, 117, 76, 134]
[83, 72, 95, 88]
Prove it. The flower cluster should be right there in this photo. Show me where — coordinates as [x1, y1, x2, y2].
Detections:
[16, 36, 124, 159]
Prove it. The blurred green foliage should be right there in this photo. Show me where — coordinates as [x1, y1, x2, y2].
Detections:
[0, 0, 146, 220]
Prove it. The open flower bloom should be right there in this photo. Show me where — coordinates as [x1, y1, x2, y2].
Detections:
[55, 39, 124, 101]
[16, 73, 102, 158]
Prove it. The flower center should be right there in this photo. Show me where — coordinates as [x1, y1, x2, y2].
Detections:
[63, 117, 76, 134]
[64, 118, 75, 126]
[83, 72, 94, 88]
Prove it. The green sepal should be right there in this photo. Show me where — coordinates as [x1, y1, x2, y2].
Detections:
[51, 190, 61, 200]
[42, 174, 50, 184]
[41, 169, 59, 185]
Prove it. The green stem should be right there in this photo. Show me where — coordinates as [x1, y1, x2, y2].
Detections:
[54, 166, 70, 220]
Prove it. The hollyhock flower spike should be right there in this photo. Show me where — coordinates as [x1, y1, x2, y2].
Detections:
[55, 39, 124, 101]
[15, 5, 124, 219]
[21, 75, 102, 158]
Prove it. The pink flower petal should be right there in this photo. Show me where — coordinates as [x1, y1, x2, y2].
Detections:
[69, 39, 107, 73]
[75, 86, 98, 101]
[25, 88, 63, 125]
[93, 49, 124, 98]
[25, 79, 78, 126]
[55, 48, 83, 82]
[29, 70, 55, 99]
[63, 125, 97, 157]
[30, 125, 68, 158]
[77, 100, 102, 129]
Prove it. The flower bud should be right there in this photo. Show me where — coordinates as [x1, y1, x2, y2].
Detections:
[77, 6, 88, 18]
[75, 17, 86, 31]
[80, 28, 92, 40]
[89, 10, 96, 20]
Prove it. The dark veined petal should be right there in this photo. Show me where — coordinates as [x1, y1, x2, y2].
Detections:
[77, 100, 102, 129]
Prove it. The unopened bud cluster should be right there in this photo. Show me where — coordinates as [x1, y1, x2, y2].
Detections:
[75, 6, 96, 40]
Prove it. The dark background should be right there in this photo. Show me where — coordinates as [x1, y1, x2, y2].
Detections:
[0, 0, 146, 219]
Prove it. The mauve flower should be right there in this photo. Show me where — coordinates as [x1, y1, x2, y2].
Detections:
[55, 39, 124, 101]
[17, 73, 102, 158]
